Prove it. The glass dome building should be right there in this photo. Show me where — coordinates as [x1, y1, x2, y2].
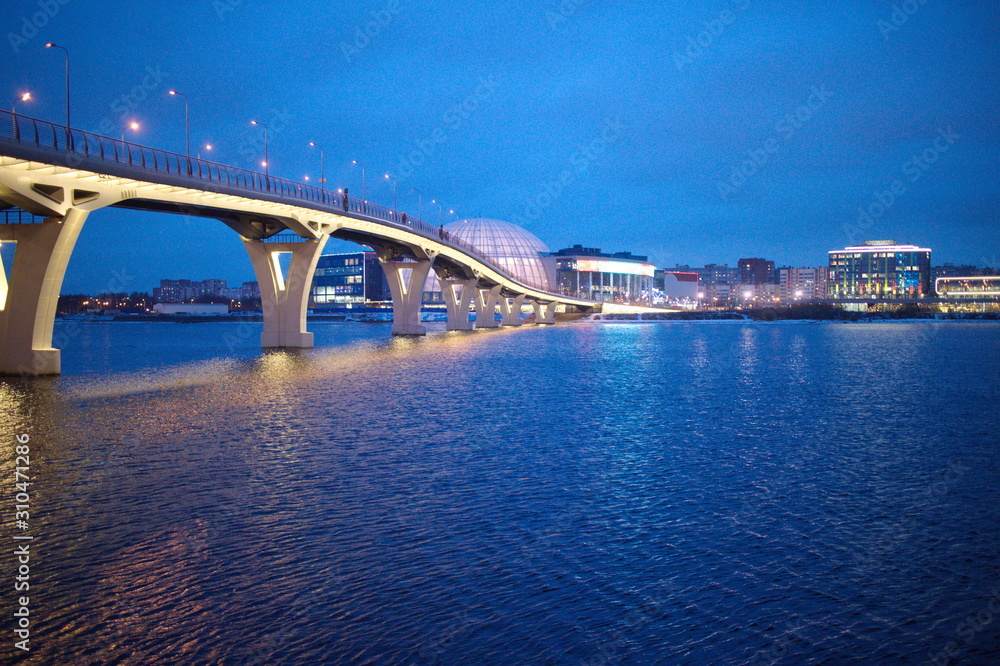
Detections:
[424, 218, 551, 298]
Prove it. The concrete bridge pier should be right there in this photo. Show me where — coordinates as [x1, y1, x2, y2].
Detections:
[439, 276, 478, 331]
[499, 293, 526, 327]
[532, 300, 558, 325]
[244, 236, 328, 348]
[473, 285, 502, 328]
[379, 256, 434, 336]
[0, 209, 88, 376]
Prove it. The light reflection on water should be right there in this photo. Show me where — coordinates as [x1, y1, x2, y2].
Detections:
[1, 320, 999, 664]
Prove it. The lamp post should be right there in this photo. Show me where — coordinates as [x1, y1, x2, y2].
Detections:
[351, 160, 365, 201]
[11, 92, 31, 115]
[44, 43, 69, 129]
[411, 187, 423, 222]
[250, 120, 269, 176]
[121, 121, 139, 143]
[167, 90, 190, 159]
[198, 143, 212, 160]
[309, 142, 325, 189]
[431, 199, 444, 227]
[384, 173, 397, 211]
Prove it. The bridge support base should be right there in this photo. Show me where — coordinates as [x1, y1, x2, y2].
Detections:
[499, 294, 526, 327]
[473, 285, 501, 328]
[244, 236, 328, 348]
[381, 257, 433, 336]
[440, 277, 477, 331]
[0, 210, 88, 376]
[532, 300, 558, 325]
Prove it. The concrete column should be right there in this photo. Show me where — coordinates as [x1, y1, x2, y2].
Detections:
[379, 257, 433, 335]
[472, 285, 501, 328]
[244, 236, 328, 348]
[440, 277, 477, 331]
[532, 300, 558, 325]
[0, 209, 88, 376]
[499, 293, 526, 327]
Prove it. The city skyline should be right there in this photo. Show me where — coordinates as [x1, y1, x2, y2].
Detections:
[2, 0, 997, 293]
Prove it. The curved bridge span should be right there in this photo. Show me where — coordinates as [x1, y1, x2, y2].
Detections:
[0, 111, 607, 376]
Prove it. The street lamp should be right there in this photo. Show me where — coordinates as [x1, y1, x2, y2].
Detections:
[384, 173, 397, 211]
[411, 187, 423, 221]
[11, 92, 31, 115]
[250, 120, 269, 176]
[121, 121, 139, 143]
[198, 143, 212, 160]
[431, 198, 444, 227]
[351, 160, 365, 201]
[167, 90, 190, 159]
[309, 142, 325, 189]
[44, 42, 69, 128]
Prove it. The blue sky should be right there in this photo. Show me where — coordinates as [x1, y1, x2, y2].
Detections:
[2, 0, 997, 293]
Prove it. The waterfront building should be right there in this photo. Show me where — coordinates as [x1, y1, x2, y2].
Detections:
[551, 245, 655, 304]
[154, 278, 241, 303]
[311, 252, 390, 308]
[660, 271, 699, 302]
[778, 267, 828, 301]
[934, 276, 1000, 299]
[738, 258, 776, 285]
[423, 218, 551, 302]
[828, 240, 931, 299]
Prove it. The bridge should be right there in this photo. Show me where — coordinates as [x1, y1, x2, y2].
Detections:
[0, 110, 646, 376]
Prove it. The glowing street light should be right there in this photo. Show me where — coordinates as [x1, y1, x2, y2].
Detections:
[198, 143, 213, 160]
[44, 42, 70, 128]
[431, 198, 444, 227]
[121, 121, 139, 143]
[351, 160, 365, 201]
[309, 142, 325, 189]
[250, 120, 269, 176]
[11, 92, 31, 115]
[167, 90, 190, 159]
[384, 173, 397, 211]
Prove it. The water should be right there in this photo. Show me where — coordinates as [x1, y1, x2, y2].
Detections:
[2, 320, 999, 664]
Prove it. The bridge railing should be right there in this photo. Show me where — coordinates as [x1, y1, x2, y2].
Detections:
[0, 110, 554, 294]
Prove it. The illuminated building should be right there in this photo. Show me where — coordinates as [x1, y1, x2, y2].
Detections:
[738, 257, 775, 285]
[828, 240, 931, 299]
[551, 245, 655, 303]
[423, 218, 551, 302]
[778, 267, 828, 301]
[311, 252, 390, 308]
[935, 276, 1000, 299]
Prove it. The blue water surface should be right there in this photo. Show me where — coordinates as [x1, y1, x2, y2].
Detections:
[1, 320, 999, 664]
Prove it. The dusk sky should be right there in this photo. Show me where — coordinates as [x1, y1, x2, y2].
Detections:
[2, 0, 997, 293]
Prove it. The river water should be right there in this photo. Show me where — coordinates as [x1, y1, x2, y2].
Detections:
[2, 320, 999, 664]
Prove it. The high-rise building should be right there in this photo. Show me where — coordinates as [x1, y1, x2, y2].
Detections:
[828, 240, 931, 299]
[778, 267, 828, 301]
[738, 258, 775, 285]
